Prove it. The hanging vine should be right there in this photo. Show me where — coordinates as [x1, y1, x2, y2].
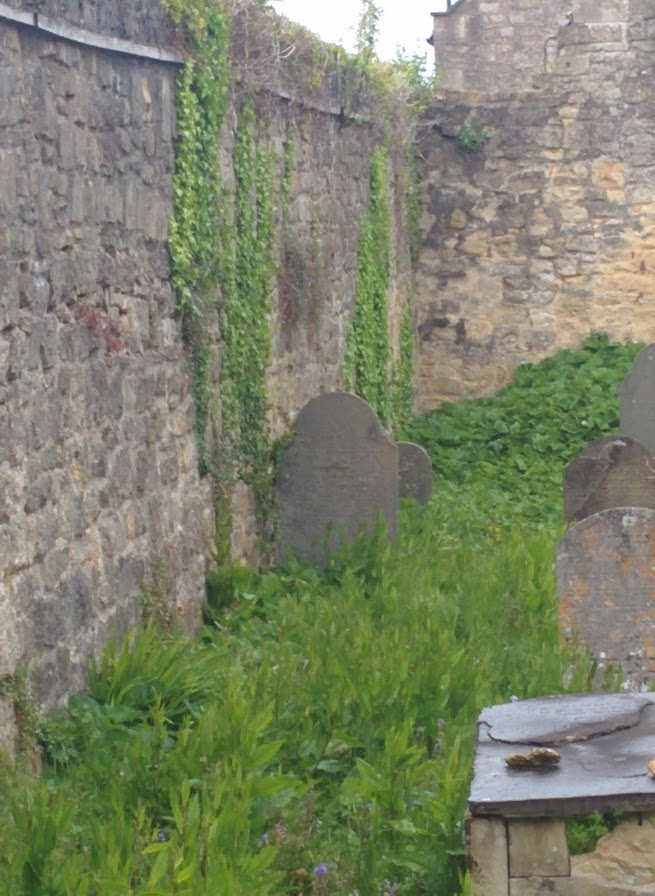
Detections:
[344, 146, 393, 426]
[163, 1, 277, 551]
[218, 102, 276, 532]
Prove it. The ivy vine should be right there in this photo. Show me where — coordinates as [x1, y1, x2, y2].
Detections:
[345, 146, 393, 426]
[164, 3, 230, 473]
[163, 1, 277, 553]
[218, 102, 276, 532]
[162, 0, 419, 554]
[391, 306, 415, 434]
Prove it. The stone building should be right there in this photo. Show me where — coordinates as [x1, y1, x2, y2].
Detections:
[416, 0, 655, 409]
[431, 0, 573, 93]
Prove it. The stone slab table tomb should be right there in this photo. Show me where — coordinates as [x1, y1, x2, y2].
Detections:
[468, 693, 655, 895]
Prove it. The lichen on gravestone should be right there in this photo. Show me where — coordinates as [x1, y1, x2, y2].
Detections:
[557, 507, 655, 690]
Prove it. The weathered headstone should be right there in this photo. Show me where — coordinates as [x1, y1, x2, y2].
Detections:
[618, 344, 655, 454]
[563, 436, 655, 523]
[276, 392, 398, 566]
[557, 507, 655, 690]
[397, 442, 433, 504]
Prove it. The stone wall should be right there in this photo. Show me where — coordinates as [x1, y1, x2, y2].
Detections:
[0, 0, 414, 726]
[416, 0, 655, 411]
[0, 2, 214, 724]
[431, 0, 572, 94]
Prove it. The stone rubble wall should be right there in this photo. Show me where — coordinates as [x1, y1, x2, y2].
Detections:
[0, 5, 214, 724]
[0, 0, 414, 730]
[417, 0, 655, 411]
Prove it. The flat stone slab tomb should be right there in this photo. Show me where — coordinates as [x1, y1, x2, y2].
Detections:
[468, 693, 655, 895]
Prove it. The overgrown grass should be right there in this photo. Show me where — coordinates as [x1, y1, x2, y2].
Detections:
[0, 335, 639, 895]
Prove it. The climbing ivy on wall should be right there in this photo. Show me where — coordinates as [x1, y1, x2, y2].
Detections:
[164, 4, 230, 472]
[345, 146, 393, 426]
[391, 305, 415, 434]
[218, 103, 276, 529]
[163, 0, 277, 553]
[163, 0, 419, 553]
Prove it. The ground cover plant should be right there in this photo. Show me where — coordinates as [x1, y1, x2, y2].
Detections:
[0, 335, 640, 895]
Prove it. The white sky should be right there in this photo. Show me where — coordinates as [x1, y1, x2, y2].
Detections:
[270, 0, 448, 63]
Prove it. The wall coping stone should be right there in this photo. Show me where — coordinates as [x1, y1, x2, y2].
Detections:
[0, 3, 185, 63]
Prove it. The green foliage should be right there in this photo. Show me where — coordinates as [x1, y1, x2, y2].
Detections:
[389, 49, 437, 116]
[164, 2, 231, 473]
[4, 336, 638, 893]
[0, 668, 40, 755]
[345, 146, 393, 426]
[456, 122, 490, 154]
[391, 305, 415, 433]
[356, 0, 382, 62]
[164, 1, 277, 544]
[566, 812, 619, 856]
[406, 333, 643, 532]
[218, 101, 276, 530]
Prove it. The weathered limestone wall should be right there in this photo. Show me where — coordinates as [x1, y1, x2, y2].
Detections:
[432, 0, 572, 94]
[0, 3, 214, 722]
[416, 0, 655, 411]
[0, 0, 414, 724]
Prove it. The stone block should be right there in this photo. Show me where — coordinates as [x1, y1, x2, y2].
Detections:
[572, 816, 655, 891]
[509, 878, 632, 896]
[467, 814, 509, 896]
[575, 0, 628, 23]
[508, 818, 569, 878]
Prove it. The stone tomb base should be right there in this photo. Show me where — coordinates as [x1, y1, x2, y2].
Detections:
[468, 694, 655, 895]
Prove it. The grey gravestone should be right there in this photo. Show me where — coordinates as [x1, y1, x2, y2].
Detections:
[276, 392, 398, 566]
[563, 436, 655, 523]
[618, 344, 655, 454]
[557, 507, 655, 690]
[397, 442, 433, 504]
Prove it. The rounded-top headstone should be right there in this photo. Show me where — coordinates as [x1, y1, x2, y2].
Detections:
[397, 442, 433, 504]
[563, 436, 655, 523]
[275, 392, 398, 566]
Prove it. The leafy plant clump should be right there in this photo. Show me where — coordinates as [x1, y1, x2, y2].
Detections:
[1, 514, 592, 896]
[405, 333, 642, 534]
[456, 123, 490, 154]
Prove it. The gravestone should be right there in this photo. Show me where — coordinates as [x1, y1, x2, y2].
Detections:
[397, 442, 433, 504]
[618, 344, 655, 454]
[557, 507, 655, 690]
[275, 392, 398, 566]
[563, 436, 655, 523]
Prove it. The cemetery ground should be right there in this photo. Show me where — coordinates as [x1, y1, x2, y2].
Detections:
[0, 335, 642, 896]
